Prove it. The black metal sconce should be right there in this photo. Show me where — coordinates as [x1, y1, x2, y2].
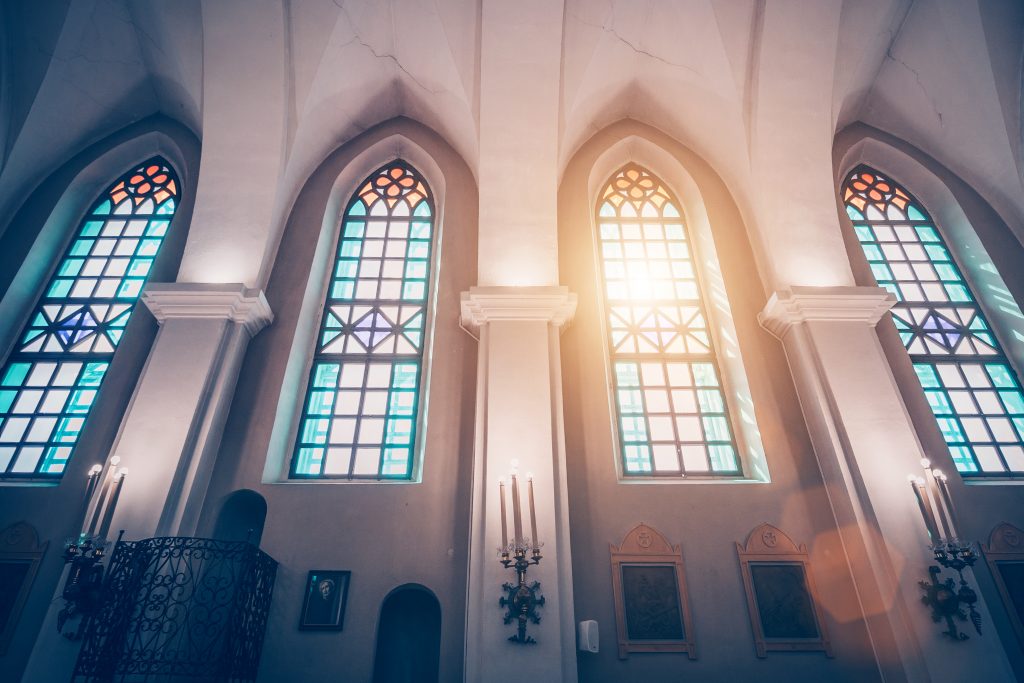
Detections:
[497, 463, 545, 644]
[909, 459, 982, 640]
[58, 459, 127, 638]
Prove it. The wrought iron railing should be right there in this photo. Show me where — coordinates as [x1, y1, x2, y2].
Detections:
[72, 537, 278, 683]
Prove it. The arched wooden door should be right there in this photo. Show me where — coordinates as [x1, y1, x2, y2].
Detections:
[372, 584, 441, 683]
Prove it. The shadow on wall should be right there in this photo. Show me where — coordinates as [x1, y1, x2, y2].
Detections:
[211, 489, 267, 546]
[373, 584, 441, 683]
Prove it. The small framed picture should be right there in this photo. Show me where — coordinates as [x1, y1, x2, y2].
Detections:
[299, 570, 351, 630]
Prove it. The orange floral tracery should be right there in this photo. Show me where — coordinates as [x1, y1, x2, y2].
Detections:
[602, 164, 673, 212]
[842, 169, 910, 215]
[109, 163, 178, 206]
[357, 164, 428, 211]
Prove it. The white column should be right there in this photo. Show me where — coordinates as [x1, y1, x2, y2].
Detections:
[20, 282, 272, 682]
[462, 286, 578, 683]
[760, 285, 1014, 683]
[108, 282, 272, 538]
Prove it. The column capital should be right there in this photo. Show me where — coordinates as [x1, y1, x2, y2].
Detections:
[142, 283, 274, 337]
[758, 286, 895, 339]
[460, 286, 577, 331]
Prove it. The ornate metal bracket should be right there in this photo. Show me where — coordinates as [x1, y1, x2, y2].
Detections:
[57, 533, 121, 639]
[919, 555, 982, 641]
[499, 549, 545, 644]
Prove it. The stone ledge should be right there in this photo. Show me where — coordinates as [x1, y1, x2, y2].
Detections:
[142, 283, 274, 337]
[758, 286, 895, 339]
[460, 286, 577, 331]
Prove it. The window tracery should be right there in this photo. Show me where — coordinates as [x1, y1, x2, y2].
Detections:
[597, 164, 739, 476]
[291, 162, 434, 479]
[0, 159, 179, 477]
[843, 166, 1024, 475]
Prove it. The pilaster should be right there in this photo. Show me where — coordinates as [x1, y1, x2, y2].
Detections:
[21, 282, 272, 683]
[462, 286, 578, 683]
[760, 286, 1014, 682]
[111, 283, 272, 539]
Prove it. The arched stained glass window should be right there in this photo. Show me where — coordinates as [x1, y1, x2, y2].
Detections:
[291, 161, 434, 479]
[843, 166, 1024, 476]
[0, 159, 179, 477]
[598, 164, 739, 477]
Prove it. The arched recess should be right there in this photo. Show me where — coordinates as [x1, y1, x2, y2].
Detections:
[560, 120, 775, 482]
[372, 583, 442, 683]
[254, 117, 478, 484]
[0, 114, 199, 482]
[210, 489, 267, 545]
[835, 124, 1024, 478]
[0, 114, 198, 682]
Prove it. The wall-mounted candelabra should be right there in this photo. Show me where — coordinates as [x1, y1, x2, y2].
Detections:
[908, 459, 981, 641]
[59, 457, 128, 639]
[497, 461, 545, 644]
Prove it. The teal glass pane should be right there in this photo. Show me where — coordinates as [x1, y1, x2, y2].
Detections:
[692, 363, 718, 387]
[313, 363, 340, 388]
[702, 416, 731, 441]
[999, 391, 1024, 415]
[924, 390, 952, 415]
[615, 362, 640, 388]
[845, 167, 1024, 474]
[292, 162, 434, 479]
[987, 364, 1015, 388]
[620, 416, 648, 442]
[709, 444, 738, 472]
[623, 444, 652, 473]
[618, 390, 643, 414]
[913, 364, 940, 388]
[0, 159, 179, 477]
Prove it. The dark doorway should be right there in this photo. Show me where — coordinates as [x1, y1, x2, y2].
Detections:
[211, 489, 267, 546]
[372, 584, 442, 683]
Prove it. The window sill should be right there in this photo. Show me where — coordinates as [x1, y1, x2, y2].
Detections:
[617, 475, 770, 485]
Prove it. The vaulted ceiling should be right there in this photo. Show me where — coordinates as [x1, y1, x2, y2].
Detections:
[2, 0, 1021, 271]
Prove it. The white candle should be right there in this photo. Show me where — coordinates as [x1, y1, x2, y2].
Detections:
[97, 469, 126, 540]
[935, 472, 961, 540]
[86, 458, 119, 536]
[924, 467, 951, 542]
[511, 472, 523, 548]
[527, 473, 538, 551]
[498, 478, 508, 552]
[79, 465, 102, 532]
[911, 477, 941, 543]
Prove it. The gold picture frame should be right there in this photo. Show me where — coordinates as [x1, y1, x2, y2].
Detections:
[610, 523, 696, 660]
[981, 522, 1024, 647]
[736, 523, 832, 658]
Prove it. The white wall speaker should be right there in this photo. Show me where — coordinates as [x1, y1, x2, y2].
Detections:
[577, 619, 599, 653]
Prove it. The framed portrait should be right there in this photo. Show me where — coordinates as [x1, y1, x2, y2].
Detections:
[736, 524, 831, 657]
[299, 570, 351, 631]
[982, 522, 1024, 647]
[610, 524, 696, 659]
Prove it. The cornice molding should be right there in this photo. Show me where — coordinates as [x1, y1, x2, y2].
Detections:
[460, 286, 577, 331]
[758, 286, 895, 340]
[142, 283, 274, 337]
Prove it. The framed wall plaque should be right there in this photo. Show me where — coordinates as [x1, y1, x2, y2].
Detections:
[982, 522, 1024, 647]
[299, 570, 351, 630]
[736, 523, 831, 657]
[0, 522, 47, 655]
[610, 523, 696, 659]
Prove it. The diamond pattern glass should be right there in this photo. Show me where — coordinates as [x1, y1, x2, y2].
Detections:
[843, 166, 1024, 475]
[598, 164, 739, 476]
[0, 159, 179, 477]
[292, 162, 433, 479]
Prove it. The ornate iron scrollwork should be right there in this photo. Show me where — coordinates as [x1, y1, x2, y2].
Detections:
[71, 536, 277, 682]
